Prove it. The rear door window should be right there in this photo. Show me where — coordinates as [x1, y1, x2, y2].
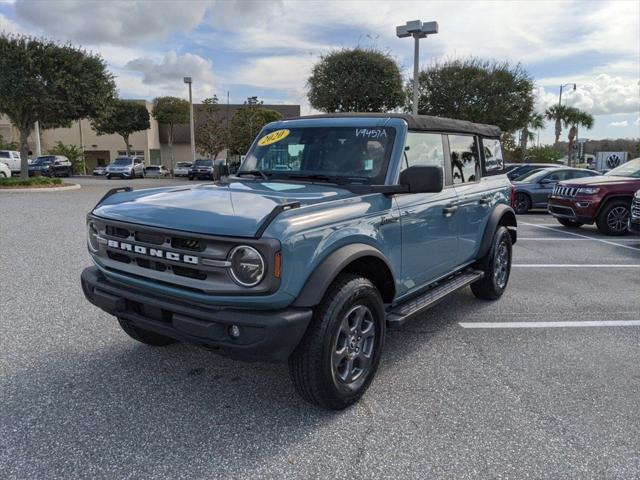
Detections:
[447, 135, 481, 184]
[481, 138, 504, 175]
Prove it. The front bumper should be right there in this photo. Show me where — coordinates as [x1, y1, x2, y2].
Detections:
[81, 267, 311, 362]
[547, 196, 597, 224]
[106, 171, 132, 178]
[629, 218, 640, 235]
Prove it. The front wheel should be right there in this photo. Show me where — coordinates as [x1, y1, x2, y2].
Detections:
[596, 200, 630, 236]
[471, 226, 512, 300]
[288, 274, 385, 410]
[117, 318, 177, 346]
[557, 218, 583, 228]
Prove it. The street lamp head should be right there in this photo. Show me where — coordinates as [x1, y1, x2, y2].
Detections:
[396, 20, 438, 38]
[183, 76, 192, 84]
[572, 83, 577, 90]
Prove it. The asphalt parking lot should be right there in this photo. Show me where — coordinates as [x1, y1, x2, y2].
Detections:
[1, 177, 639, 479]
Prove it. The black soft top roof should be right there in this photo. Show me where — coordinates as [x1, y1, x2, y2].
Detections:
[293, 113, 501, 138]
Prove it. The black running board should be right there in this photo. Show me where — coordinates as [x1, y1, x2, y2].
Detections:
[386, 270, 484, 328]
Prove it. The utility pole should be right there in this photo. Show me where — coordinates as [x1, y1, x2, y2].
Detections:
[78, 119, 86, 175]
[34, 121, 42, 156]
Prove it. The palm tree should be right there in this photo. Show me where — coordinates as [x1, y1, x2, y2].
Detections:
[565, 108, 594, 165]
[544, 104, 572, 144]
[519, 112, 546, 151]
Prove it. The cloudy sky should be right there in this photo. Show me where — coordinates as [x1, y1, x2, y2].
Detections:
[1, 0, 638, 143]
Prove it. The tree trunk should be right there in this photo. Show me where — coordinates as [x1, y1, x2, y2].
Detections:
[168, 124, 174, 176]
[19, 126, 31, 180]
[123, 135, 130, 155]
[554, 119, 561, 145]
[567, 126, 577, 167]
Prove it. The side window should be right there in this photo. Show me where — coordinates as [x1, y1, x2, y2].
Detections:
[481, 138, 504, 175]
[572, 170, 595, 179]
[544, 170, 569, 182]
[0, 152, 10, 158]
[402, 132, 445, 171]
[448, 135, 480, 184]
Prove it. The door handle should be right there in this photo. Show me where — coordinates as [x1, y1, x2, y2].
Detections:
[443, 205, 459, 215]
[478, 197, 491, 206]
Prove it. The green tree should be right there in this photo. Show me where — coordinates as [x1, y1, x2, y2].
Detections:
[545, 104, 572, 145]
[308, 48, 404, 112]
[519, 112, 545, 151]
[525, 145, 563, 163]
[196, 96, 228, 159]
[0, 35, 116, 178]
[92, 99, 150, 155]
[47, 141, 83, 174]
[565, 108, 594, 166]
[228, 98, 283, 155]
[152, 96, 190, 173]
[410, 58, 534, 133]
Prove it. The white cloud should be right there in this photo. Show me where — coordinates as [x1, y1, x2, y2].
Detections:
[534, 74, 640, 116]
[124, 51, 216, 101]
[14, 0, 209, 45]
[224, 54, 316, 91]
[0, 12, 21, 34]
[609, 120, 629, 127]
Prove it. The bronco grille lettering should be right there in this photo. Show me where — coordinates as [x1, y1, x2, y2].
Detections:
[106, 239, 199, 265]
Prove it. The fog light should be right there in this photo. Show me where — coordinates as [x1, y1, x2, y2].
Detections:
[575, 201, 590, 208]
[228, 325, 241, 339]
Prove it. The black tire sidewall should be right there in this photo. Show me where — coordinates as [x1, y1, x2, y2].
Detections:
[515, 193, 530, 214]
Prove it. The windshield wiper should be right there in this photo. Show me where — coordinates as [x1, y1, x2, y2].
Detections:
[236, 170, 270, 180]
[286, 173, 343, 184]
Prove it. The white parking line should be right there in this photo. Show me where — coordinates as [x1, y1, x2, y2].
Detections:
[519, 222, 640, 252]
[460, 320, 640, 329]
[513, 264, 640, 268]
[519, 237, 640, 241]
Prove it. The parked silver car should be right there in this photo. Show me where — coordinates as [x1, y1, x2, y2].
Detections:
[106, 156, 145, 179]
[173, 162, 192, 177]
[144, 165, 171, 178]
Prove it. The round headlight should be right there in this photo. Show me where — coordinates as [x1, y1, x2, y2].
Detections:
[87, 221, 99, 252]
[228, 245, 265, 287]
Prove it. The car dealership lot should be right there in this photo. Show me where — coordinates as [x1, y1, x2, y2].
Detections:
[1, 177, 639, 479]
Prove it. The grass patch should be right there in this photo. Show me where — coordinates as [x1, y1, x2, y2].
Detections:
[0, 176, 64, 188]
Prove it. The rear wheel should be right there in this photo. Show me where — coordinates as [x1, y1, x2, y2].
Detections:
[288, 273, 385, 410]
[0, 172, 6, 178]
[557, 218, 583, 228]
[117, 318, 177, 346]
[471, 226, 512, 300]
[106, 174, 112, 180]
[596, 200, 630, 236]
[514, 193, 531, 214]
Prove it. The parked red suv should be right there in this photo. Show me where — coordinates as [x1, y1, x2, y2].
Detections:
[547, 158, 640, 235]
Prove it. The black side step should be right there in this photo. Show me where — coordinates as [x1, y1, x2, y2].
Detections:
[386, 270, 484, 328]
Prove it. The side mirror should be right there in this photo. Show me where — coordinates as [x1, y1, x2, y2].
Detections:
[399, 165, 443, 194]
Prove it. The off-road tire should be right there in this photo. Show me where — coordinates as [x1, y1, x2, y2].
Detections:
[471, 226, 512, 300]
[117, 317, 177, 346]
[514, 193, 531, 214]
[595, 199, 630, 236]
[557, 218, 583, 228]
[288, 273, 385, 410]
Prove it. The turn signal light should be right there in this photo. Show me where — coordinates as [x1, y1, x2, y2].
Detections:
[274, 251, 282, 278]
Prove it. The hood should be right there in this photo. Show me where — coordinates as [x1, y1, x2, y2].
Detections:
[92, 180, 357, 237]
[560, 175, 640, 187]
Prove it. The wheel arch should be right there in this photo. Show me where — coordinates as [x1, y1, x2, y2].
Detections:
[477, 204, 517, 259]
[291, 243, 396, 308]
[595, 194, 633, 217]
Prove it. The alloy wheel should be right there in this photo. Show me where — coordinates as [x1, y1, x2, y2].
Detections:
[494, 238, 510, 289]
[332, 305, 376, 385]
[606, 206, 629, 233]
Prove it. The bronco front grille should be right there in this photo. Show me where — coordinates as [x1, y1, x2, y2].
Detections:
[553, 185, 579, 197]
[632, 197, 640, 218]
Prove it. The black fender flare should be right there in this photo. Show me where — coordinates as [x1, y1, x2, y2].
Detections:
[292, 243, 394, 308]
[477, 204, 517, 259]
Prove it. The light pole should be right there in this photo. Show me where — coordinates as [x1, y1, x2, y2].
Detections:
[558, 82, 576, 107]
[184, 76, 196, 163]
[396, 20, 438, 115]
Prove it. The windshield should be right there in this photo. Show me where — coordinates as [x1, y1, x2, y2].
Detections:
[240, 126, 396, 184]
[605, 158, 640, 178]
[176, 162, 191, 167]
[513, 168, 546, 182]
[112, 157, 133, 166]
[194, 159, 213, 166]
[146, 166, 159, 170]
[33, 156, 56, 165]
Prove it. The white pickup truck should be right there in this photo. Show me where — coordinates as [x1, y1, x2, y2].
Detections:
[0, 150, 22, 173]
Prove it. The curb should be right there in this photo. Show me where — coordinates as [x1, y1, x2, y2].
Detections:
[0, 183, 81, 193]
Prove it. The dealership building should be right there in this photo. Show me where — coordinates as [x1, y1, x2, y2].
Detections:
[0, 102, 300, 171]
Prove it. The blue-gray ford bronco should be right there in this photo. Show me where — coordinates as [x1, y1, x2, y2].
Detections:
[81, 113, 517, 409]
